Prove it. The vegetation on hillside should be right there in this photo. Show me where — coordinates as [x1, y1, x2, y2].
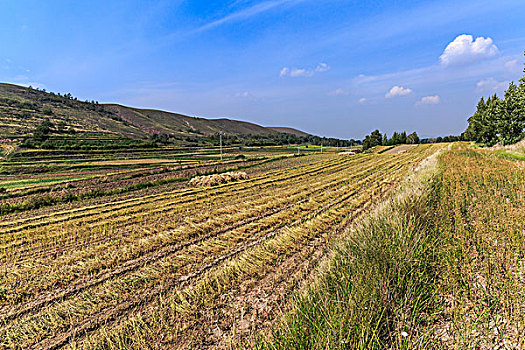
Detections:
[0, 83, 355, 148]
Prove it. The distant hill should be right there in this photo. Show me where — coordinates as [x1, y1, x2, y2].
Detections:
[0, 82, 309, 140]
[267, 127, 309, 137]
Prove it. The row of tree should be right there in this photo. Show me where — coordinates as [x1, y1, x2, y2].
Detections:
[362, 130, 420, 150]
[463, 53, 525, 145]
[150, 131, 358, 147]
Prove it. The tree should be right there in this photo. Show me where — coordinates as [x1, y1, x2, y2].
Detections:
[497, 82, 524, 144]
[33, 118, 54, 142]
[463, 97, 486, 141]
[406, 131, 420, 144]
[57, 121, 67, 133]
[400, 131, 407, 144]
[362, 129, 383, 150]
[463, 51, 525, 145]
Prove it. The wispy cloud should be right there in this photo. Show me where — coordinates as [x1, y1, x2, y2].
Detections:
[280, 63, 330, 77]
[328, 88, 346, 96]
[505, 58, 523, 75]
[235, 91, 251, 97]
[195, 0, 305, 33]
[476, 78, 509, 93]
[6, 75, 46, 89]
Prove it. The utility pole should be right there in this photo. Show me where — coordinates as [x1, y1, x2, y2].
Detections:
[219, 132, 223, 160]
[321, 144, 323, 153]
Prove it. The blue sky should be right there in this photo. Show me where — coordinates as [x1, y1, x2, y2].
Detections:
[1, 0, 524, 139]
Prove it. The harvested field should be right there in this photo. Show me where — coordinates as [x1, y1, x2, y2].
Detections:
[189, 171, 248, 186]
[0, 144, 439, 349]
[380, 144, 417, 154]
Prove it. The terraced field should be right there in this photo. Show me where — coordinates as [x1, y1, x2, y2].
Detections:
[0, 144, 439, 349]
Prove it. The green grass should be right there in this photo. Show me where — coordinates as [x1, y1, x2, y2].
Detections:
[493, 148, 525, 161]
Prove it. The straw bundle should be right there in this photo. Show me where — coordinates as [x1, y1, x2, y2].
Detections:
[189, 171, 249, 187]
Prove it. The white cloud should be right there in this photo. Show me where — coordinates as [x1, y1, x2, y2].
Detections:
[359, 97, 367, 104]
[505, 59, 523, 75]
[416, 95, 440, 106]
[235, 91, 251, 97]
[315, 63, 330, 73]
[476, 78, 508, 93]
[6, 74, 46, 89]
[290, 68, 312, 77]
[280, 63, 330, 78]
[440, 34, 498, 66]
[385, 85, 412, 98]
[279, 67, 290, 77]
[195, 0, 305, 33]
[24, 82, 46, 89]
[328, 88, 346, 96]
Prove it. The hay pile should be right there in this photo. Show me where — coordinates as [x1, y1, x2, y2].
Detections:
[189, 171, 248, 187]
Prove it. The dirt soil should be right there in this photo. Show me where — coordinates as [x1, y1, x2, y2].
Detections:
[381, 144, 417, 154]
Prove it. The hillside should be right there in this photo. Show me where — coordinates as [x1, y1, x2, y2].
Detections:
[267, 127, 309, 137]
[0, 82, 308, 140]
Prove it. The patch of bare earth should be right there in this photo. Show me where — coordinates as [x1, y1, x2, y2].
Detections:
[381, 144, 417, 154]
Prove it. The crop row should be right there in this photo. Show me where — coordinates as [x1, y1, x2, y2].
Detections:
[433, 148, 525, 347]
[67, 147, 434, 349]
[0, 145, 435, 349]
[1, 153, 385, 296]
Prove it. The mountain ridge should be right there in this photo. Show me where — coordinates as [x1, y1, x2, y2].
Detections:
[0, 82, 310, 140]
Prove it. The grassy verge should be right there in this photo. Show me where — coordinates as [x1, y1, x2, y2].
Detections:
[256, 151, 442, 349]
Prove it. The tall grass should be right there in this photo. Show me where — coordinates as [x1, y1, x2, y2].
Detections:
[257, 152, 442, 349]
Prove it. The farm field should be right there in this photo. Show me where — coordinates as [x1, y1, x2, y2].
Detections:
[259, 143, 525, 349]
[2, 2, 523, 349]
[0, 143, 439, 349]
[0, 143, 353, 219]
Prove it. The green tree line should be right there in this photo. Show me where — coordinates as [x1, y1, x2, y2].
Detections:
[463, 53, 525, 145]
[362, 129, 420, 150]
